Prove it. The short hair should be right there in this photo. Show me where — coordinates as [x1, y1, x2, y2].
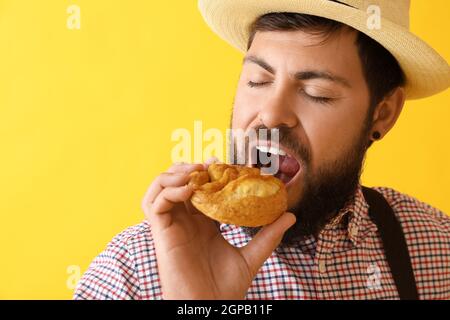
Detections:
[247, 12, 406, 110]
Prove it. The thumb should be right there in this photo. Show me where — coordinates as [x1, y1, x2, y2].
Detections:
[239, 212, 296, 277]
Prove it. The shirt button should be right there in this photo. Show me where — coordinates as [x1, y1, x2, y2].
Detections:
[318, 260, 327, 274]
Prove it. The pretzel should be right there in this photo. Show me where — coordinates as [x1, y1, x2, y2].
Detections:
[188, 163, 287, 227]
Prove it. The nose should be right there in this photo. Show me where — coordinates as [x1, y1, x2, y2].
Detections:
[257, 86, 299, 129]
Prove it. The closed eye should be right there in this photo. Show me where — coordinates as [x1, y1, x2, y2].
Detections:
[300, 89, 334, 105]
[247, 82, 335, 105]
[247, 81, 271, 88]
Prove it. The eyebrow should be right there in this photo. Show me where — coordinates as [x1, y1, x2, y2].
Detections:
[243, 55, 352, 88]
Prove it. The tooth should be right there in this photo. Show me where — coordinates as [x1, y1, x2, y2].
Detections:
[269, 147, 287, 156]
[256, 146, 287, 156]
[256, 146, 270, 153]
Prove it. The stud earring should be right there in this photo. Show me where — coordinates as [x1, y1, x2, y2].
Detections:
[372, 131, 381, 140]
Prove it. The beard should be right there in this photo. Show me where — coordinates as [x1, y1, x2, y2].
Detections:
[232, 115, 373, 247]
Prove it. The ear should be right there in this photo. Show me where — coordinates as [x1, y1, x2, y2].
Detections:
[370, 87, 406, 139]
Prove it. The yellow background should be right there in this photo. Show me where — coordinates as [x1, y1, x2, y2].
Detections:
[0, 0, 448, 299]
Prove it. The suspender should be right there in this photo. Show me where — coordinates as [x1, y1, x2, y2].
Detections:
[361, 186, 419, 300]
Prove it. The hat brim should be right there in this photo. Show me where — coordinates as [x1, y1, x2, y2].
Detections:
[199, 0, 450, 100]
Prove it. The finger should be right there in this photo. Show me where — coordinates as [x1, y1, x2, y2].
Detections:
[239, 212, 296, 276]
[149, 185, 194, 217]
[145, 185, 194, 230]
[167, 163, 205, 174]
[141, 172, 192, 210]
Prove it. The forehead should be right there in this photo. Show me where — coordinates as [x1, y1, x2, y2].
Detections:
[246, 29, 363, 76]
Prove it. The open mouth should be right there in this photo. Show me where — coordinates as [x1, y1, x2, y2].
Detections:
[251, 144, 302, 186]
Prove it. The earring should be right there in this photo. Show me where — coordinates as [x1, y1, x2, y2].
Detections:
[372, 131, 381, 140]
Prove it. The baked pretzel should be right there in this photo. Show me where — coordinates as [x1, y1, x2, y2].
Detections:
[188, 163, 287, 227]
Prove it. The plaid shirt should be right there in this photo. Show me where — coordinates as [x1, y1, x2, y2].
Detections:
[74, 185, 450, 300]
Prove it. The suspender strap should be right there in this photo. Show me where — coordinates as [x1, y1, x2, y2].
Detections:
[361, 186, 419, 300]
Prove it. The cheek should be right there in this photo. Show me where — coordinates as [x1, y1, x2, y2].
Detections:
[232, 85, 260, 130]
[302, 103, 367, 169]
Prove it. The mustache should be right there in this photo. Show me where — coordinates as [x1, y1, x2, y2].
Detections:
[248, 125, 312, 165]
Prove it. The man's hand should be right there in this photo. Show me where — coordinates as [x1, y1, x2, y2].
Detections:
[141, 162, 296, 300]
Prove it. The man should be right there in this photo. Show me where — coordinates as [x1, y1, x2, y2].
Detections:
[74, 0, 450, 299]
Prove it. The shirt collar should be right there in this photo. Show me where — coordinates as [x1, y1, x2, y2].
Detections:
[325, 183, 376, 246]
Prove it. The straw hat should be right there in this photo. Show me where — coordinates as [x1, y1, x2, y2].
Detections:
[198, 0, 450, 100]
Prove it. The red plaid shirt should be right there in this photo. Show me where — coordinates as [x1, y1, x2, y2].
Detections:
[74, 185, 450, 300]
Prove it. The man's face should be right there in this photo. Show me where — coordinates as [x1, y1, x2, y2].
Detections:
[231, 28, 374, 241]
